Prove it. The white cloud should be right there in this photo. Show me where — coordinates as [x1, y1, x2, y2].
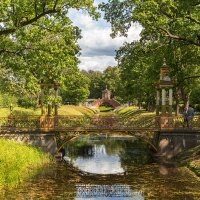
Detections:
[79, 56, 117, 71]
[69, 0, 142, 71]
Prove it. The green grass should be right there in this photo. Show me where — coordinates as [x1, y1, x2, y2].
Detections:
[115, 106, 139, 115]
[0, 139, 52, 188]
[115, 106, 156, 127]
[99, 106, 114, 112]
[0, 105, 97, 118]
[58, 105, 97, 117]
[173, 145, 200, 176]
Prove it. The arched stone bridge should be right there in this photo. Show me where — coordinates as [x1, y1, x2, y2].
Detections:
[1, 115, 200, 156]
[91, 99, 121, 109]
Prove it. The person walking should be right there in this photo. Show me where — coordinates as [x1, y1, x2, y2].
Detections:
[187, 105, 195, 127]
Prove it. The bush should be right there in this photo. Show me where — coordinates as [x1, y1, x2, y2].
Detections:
[17, 98, 37, 109]
[0, 94, 17, 108]
[194, 104, 200, 112]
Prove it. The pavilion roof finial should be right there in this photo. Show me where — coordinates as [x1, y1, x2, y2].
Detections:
[162, 58, 167, 67]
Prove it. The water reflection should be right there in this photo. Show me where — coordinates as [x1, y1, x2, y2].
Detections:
[1, 135, 200, 199]
[64, 135, 151, 175]
[66, 144, 124, 174]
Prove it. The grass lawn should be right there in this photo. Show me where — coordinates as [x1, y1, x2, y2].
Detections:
[0, 105, 98, 118]
[115, 106, 156, 125]
[0, 139, 52, 188]
[173, 145, 200, 177]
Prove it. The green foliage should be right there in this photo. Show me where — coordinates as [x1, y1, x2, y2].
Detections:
[82, 66, 123, 101]
[82, 70, 105, 99]
[0, 0, 98, 105]
[103, 66, 122, 97]
[17, 98, 37, 109]
[0, 93, 17, 108]
[0, 105, 96, 118]
[100, 0, 200, 46]
[61, 71, 90, 104]
[0, 139, 51, 188]
[100, 0, 200, 110]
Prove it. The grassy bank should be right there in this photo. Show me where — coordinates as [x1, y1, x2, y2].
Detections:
[173, 145, 200, 177]
[0, 105, 98, 118]
[115, 106, 156, 126]
[0, 139, 52, 188]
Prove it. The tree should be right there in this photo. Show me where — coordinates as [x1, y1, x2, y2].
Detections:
[116, 41, 158, 109]
[82, 70, 105, 99]
[61, 70, 90, 104]
[100, 0, 200, 112]
[0, 0, 98, 36]
[103, 66, 122, 100]
[0, 1, 99, 104]
[100, 0, 200, 46]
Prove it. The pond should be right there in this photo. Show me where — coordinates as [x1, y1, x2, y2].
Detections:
[1, 134, 200, 200]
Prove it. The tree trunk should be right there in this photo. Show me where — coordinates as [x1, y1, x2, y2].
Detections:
[174, 89, 180, 116]
[180, 87, 190, 110]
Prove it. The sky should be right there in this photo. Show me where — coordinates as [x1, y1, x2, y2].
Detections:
[69, 0, 142, 72]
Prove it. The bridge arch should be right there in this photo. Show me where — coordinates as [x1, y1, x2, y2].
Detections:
[91, 99, 121, 109]
[55, 131, 158, 156]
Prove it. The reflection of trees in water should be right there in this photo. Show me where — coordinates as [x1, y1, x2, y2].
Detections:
[65, 136, 152, 168]
[65, 137, 93, 160]
[119, 139, 152, 168]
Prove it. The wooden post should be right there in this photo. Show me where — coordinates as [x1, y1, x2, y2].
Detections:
[40, 83, 45, 116]
[48, 103, 52, 116]
[54, 81, 59, 116]
[156, 90, 160, 116]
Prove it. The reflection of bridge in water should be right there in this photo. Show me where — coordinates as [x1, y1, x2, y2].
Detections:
[76, 184, 144, 199]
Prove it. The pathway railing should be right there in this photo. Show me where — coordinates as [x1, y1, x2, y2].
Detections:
[0, 115, 200, 132]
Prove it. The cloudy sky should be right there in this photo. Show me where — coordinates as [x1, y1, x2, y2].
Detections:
[69, 0, 142, 71]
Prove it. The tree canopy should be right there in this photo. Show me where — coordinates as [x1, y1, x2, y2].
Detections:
[100, 0, 200, 111]
[100, 0, 200, 46]
[0, 0, 99, 105]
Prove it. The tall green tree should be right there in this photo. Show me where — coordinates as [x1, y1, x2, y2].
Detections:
[61, 70, 90, 104]
[100, 0, 200, 112]
[0, 0, 99, 103]
[82, 70, 105, 99]
[103, 66, 120, 96]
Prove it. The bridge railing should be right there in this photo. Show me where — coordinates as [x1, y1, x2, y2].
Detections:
[173, 115, 200, 129]
[0, 116, 41, 131]
[0, 115, 200, 132]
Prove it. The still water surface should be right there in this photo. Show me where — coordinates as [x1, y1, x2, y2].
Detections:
[1, 135, 200, 200]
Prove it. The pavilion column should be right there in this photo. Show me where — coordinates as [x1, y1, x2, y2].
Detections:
[161, 89, 166, 115]
[169, 88, 173, 115]
[156, 90, 160, 116]
[40, 86, 45, 116]
[54, 87, 58, 116]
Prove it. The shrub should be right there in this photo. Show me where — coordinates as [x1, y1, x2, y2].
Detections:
[0, 94, 17, 108]
[17, 98, 37, 109]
